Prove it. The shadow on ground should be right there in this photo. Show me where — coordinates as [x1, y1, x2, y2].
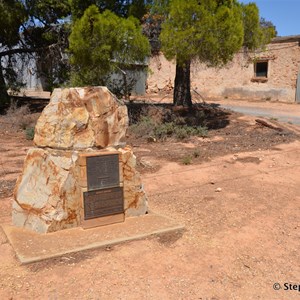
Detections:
[126, 102, 231, 130]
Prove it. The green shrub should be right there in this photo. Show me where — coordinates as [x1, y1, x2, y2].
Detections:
[175, 125, 208, 140]
[129, 116, 156, 138]
[130, 117, 208, 141]
[154, 122, 176, 139]
[194, 126, 208, 138]
[25, 127, 35, 140]
[153, 122, 208, 140]
[174, 126, 189, 140]
[182, 155, 192, 165]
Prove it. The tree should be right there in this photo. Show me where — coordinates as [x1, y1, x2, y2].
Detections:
[260, 17, 277, 43]
[142, 0, 169, 54]
[68, 5, 150, 92]
[69, 0, 151, 21]
[0, 0, 27, 103]
[241, 2, 276, 50]
[0, 0, 71, 107]
[128, 0, 149, 21]
[160, 0, 276, 107]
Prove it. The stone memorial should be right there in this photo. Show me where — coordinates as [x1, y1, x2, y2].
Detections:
[13, 87, 148, 233]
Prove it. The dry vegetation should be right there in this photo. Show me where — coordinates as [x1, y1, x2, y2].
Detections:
[126, 102, 298, 172]
[4, 103, 38, 129]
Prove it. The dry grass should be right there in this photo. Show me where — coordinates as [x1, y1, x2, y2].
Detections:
[3, 102, 39, 130]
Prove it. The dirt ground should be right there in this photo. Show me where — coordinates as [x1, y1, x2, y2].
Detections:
[0, 101, 300, 299]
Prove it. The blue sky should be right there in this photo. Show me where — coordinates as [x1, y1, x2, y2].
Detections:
[240, 0, 300, 36]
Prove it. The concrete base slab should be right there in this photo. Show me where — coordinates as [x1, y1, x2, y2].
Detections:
[2, 213, 184, 264]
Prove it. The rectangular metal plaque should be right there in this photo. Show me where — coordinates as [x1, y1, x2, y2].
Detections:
[86, 154, 119, 191]
[83, 187, 124, 220]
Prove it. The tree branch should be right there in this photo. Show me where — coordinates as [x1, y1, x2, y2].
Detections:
[0, 47, 44, 57]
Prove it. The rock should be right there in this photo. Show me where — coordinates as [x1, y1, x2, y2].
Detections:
[34, 87, 128, 149]
[140, 158, 153, 169]
[13, 87, 148, 233]
[117, 147, 148, 217]
[147, 136, 157, 143]
[215, 187, 222, 192]
[13, 148, 81, 233]
[13, 147, 148, 233]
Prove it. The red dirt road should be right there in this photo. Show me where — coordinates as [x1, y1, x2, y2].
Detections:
[0, 111, 300, 299]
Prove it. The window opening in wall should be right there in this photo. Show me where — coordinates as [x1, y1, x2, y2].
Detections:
[255, 61, 268, 78]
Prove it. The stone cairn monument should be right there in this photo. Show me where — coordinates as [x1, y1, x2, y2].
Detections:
[13, 87, 148, 233]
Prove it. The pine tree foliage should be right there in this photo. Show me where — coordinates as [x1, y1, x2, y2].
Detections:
[0, 0, 71, 107]
[159, 0, 276, 106]
[69, 0, 151, 21]
[69, 5, 150, 86]
[160, 0, 244, 67]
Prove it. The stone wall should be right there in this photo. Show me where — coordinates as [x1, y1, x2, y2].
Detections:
[147, 39, 300, 103]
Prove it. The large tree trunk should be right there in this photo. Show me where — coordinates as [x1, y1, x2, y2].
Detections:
[0, 63, 9, 108]
[173, 59, 192, 107]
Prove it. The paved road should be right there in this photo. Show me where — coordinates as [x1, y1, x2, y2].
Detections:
[222, 104, 300, 125]
[207, 100, 300, 126]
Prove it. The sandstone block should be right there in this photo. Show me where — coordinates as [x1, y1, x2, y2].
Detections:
[13, 148, 81, 233]
[13, 147, 148, 233]
[117, 147, 148, 216]
[34, 87, 129, 149]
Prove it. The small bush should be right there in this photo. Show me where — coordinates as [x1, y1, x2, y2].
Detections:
[129, 116, 156, 138]
[177, 125, 208, 140]
[173, 116, 186, 125]
[130, 117, 208, 141]
[182, 155, 192, 165]
[153, 122, 208, 140]
[129, 104, 209, 141]
[194, 126, 208, 137]
[6, 102, 30, 119]
[154, 122, 176, 139]
[193, 149, 200, 158]
[25, 127, 35, 140]
[174, 126, 189, 140]
[5, 102, 38, 129]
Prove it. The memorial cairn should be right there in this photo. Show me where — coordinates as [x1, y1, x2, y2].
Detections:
[13, 87, 148, 233]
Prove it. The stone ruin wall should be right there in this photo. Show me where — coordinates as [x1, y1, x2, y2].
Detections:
[13, 87, 148, 233]
[147, 40, 300, 103]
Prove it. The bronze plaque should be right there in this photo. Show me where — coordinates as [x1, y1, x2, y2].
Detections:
[86, 154, 119, 191]
[83, 187, 124, 220]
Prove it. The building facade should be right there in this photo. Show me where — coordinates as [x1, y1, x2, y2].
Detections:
[147, 35, 300, 103]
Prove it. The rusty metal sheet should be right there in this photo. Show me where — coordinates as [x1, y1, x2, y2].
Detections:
[86, 154, 119, 190]
[83, 187, 124, 220]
